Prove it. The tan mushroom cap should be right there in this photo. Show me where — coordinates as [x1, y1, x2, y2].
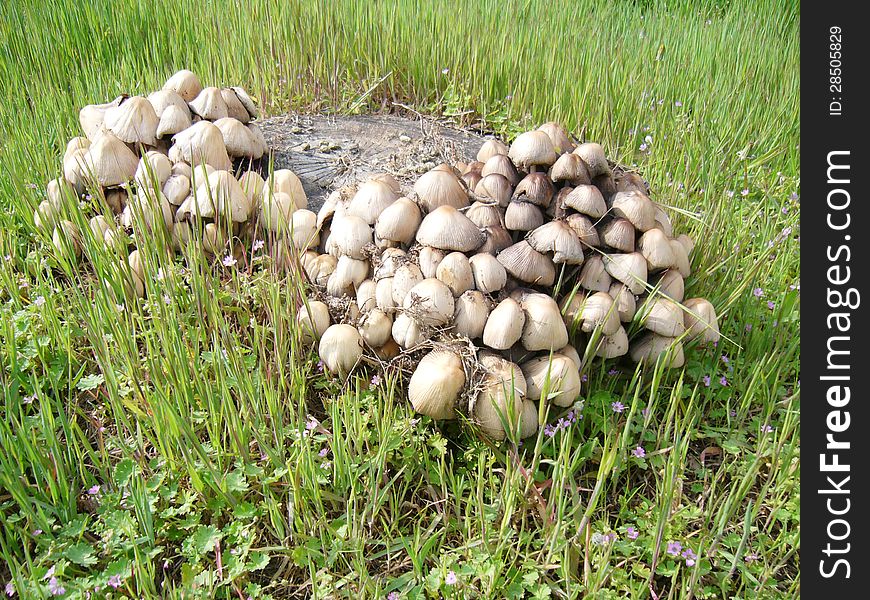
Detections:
[496, 241, 555, 287]
[573, 142, 610, 177]
[347, 180, 398, 224]
[580, 291, 621, 336]
[414, 168, 469, 212]
[375, 197, 421, 245]
[213, 117, 264, 158]
[163, 69, 203, 102]
[564, 184, 607, 219]
[612, 191, 656, 232]
[229, 86, 259, 119]
[84, 130, 139, 187]
[683, 298, 720, 344]
[601, 218, 636, 252]
[520, 293, 569, 351]
[192, 170, 251, 222]
[169, 121, 232, 171]
[630, 333, 685, 368]
[477, 138, 509, 163]
[221, 88, 250, 123]
[537, 122, 574, 154]
[594, 326, 629, 358]
[549, 152, 591, 185]
[104, 96, 159, 146]
[265, 169, 308, 211]
[578, 255, 612, 292]
[521, 354, 581, 407]
[409, 349, 466, 420]
[469, 252, 507, 294]
[603, 252, 648, 295]
[638, 297, 685, 337]
[402, 278, 455, 326]
[189, 87, 228, 120]
[483, 297, 525, 350]
[416, 206, 484, 252]
[453, 290, 490, 339]
[508, 130, 557, 171]
[79, 95, 126, 140]
[480, 154, 520, 185]
[156, 104, 192, 138]
[638, 228, 676, 270]
[505, 200, 544, 232]
[474, 173, 513, 207]
[526, 220, 586, 265]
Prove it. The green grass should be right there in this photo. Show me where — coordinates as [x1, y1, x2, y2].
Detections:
[0, 0, 799, 598]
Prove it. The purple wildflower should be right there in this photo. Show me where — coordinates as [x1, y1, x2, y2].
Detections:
[639, 143, 648, 152]
[632, 446, 646, 459]
[445, 571, 457, 585]
[5, 582, 14, 597]
[580, 374, 588, 383]
[252, 239, 265, 252]
[745, 324, 753, 332]
[721, 355, 729, 364]
[753, 287, 764, 298]
[626, 526, 639, 540]
[387, 593, 400, 600]
[730, 409, 738, 417]
[675, 101, 683, 107]
[22, 394, 36, 405]
[666, 541, 683, 556]
[322, 461, 331, 470]
[43, 566, 55, 580]
[719, 376, 728, 386]
[745, 551, 760, 563]
[761, 424, 774, 433]
[371, 374, 381, 387]
[611, 401, 625, 413]
[305, 418, 318, 431]
[789, 192, 799, 201]
[107, 574, 123, 589]
[34, 295, 46, 307]
[781, 206, 789, 214]
[543, 424, 556, 437]
[87, 484, 100, 496]
[222, 254, 237, 267]
[441, 68, 449, 75]
[32, 529, 42, 536]
[641, 407, 650, 417]
[702, 375, 711, 387]
[318, 447, 329, 458]
[608, 368, 619, 376]
[682, 548, 697, 566]
[726, 190, 735, 198]
[767, 301, 775, 310]
[316, 360, 324, 373]
[741, 188, 749, 197]
[48, 578, 65, 596]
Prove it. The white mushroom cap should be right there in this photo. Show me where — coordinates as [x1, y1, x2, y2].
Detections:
[189, 87, 228, 120]
[504, 200, 544, 232]
[84, 130, 139, 187]
[402, 278, 455, 326]
[476, 138, 509, 163]
[580, 291, 621, 336]
[520, 293, 569, 351]
[608, 283, 637, 323]
[563, 185, 606, 219]
[220, 88, 250, 123]
[653, 270, 684, 302]
[474, 173, 513, 206]
[496, 241, 555, 287]
[347, 180, 398, 224]
[79, 95, 126, 140]
[392, 312, 425, 348]
[416, 206, 484, 252]
[169, 121, 232, 171]
[482, 297, 525, 350]
[612, 191, 656, 232]
[358, 308, 393, 347]
[417, 246, 445, 279]
[327, 214, 372, 259]
[549, 152, 591, 185]
[191, 170, 250, 222]
[466, 201, 505, 228]
[289, 209, 320, 250]
[156, 104, 192, 138]
[374, 197, 421, 245]
[473, 354, 527, 440]
[356, 279, 378, 313]
[478, 225, 513, 255]
[326, 255, 369, 297]
[630, 333, 685, 368]
[601, 218, 636, 252]
[318, 324, 363, 376]
[521, 354, 581, 407]
[537, 122, 574, 154]
[264, 169, 308, 212]
[527, 220, 585, 265]
[638, 228, 676, 271]
[134, 151, 172, 191]
[480, 154, 520, 185]
[298, 300, 331, 344]
[453, 290, 490, 339]
[104, 97, 159, 145]
[468, 253, 507, 293]
[436, 252, 474, 297]
[213, 117, 264, 158]
[375, 277, 396, 312]
[391, 263, 424, 305]
[147, 90, 189, 117]
[572, 142, 609, 177]
[578, 255, 612, 292]
[566, 213, 601, 248]
[637, 297, 685, 337]
[593, 326, 629, 358]
[373, 247, 407, 280]
[408, 349, 466, 420]
[670, 239, 692, 278]
[508, 130, 557, 171]
[163, 69, 203, 102]
[414, 168, 469, 212]
[683, 298, 720, 344]
[603, 252, 648, 295]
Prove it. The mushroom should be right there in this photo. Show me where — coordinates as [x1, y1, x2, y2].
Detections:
[504, 200, 544, 232]
[134, 151, 172, 191]
[392, 312, 425, 348]
[480, 154, 520, 185]
[603, 252, 648, 295]
[478, 225, 513, 255]
[163, 69, 203, 102]
[513, 173, 554, 208]
[318, 324, 363, 376]
[417, 246, 445, 279]
[213, 117, 264, 159]
[473, 354, 527, 440]
[566, 214, 601, 248]
[373, 247, 407, 280]
[474, 173, 513, 207]
[508, 130, 557, 172]
[468, 253, 507, 293]
[84, 130, 139, 187]
[573, 142, 609, 177]
[630, 333, 685, 368]
[670, 239, 692, 278]
[683, 298, 720, 344]
[638, 228, 676, 271]
[191, 170, 250, 223]
[347, 180, 398, 224]
[497, 241, 555, 287]
[578, 255, 612, 292]
[453, 290, 490, 339]
[402, 278, 455, 326]
[103, 96, 159, 146]
[653, 270, 684, 302]
[537, 122, 574, 154]
[375, 197, 421, 245]
[563, 185, 606, 219]
[526, 220, 585, 265]
[477, 138, 509, 163]
[637, 297, 685, 337]
[520, 293, 569, 351]
[521, 354, 581, 407]
[79, 95, 126, 140]
[611, 191, 656, 232]
[289, 209, 320, 250]
[169, 121, 232, 171]
[415, 206, 484, 252]
[593, 326, 629, 358]
[358, 309, 393, 347]
[229, 87, 258, 120]
[391, 263, 424, 305]
[326, 214, 371, 259]
[356, 279, 378, 312]
[264, 169, 308, 212]
[466, 201, 505, 228]
[375, 277, 396, 312]
[482, 297, 525, 350]
[601, 218, 636, 252]
[436, 252, 474, 297]
[326, 255, 369, 297]
[408, 349, 466, 420]
[413, 168, 468, 212]
[298, 300, 331, 344]
[549, 152, 591, 185]
[608, 283, 637, 323]
[52, 220, 82, 260]
[220, 88, 250, 123]
[189, 87, 228, 121]
[579, 291, 621, 336]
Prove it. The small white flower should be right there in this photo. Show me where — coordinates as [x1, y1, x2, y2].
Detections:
[34, 295, 46, 307]
[222, 254, 237, 267]
[252, 239, 265, 252]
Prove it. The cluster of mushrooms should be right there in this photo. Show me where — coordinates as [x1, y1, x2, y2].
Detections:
[304, 127, 720, 440]
[35, 69, 720, 441]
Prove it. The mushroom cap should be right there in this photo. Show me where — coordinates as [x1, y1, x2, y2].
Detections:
[347, 180, 398, 224]
[229, 86, 258, 119]
[413, 168, 469, 212]
[477, 138, 509, 163]
[608, 283, 637, 323]
[162, 172, 190, 206]
[563, 185, 606, 219]
[466, 201, 505, 229]
[326, 255, 369, 297]
[638, 228, 676, 271]
[373, 247, 407, 280]
[318, 324, 363, 376]
[473, 354, 527, 440]
[79, 95, 126, 140]
[356, 279, 378, 313]
[474, 173, 513, 207]
[358, 308, 393, 347]
[169, 121, 232, 171]
[483, 297, 525, 350]
[148, 90, 189, 117]
[549, 152, 591, 185]
[391, 263, 424, 305]
[417, 246, 445, 279]
[593, 326, 629, 358]
[638, 297, 685, 337]
[238, 170, 266, 206]
[192, 170, 250, 222]
[85, 130, 139, 187]
[220, 88, 250, 123]
[468, 252, 507, 294]
[453, 290, 490, 339]
[51, 219, 82, 259]
[580, 291, 621, 336]
[508, 130, 557, 171]
[537, 122, 574, 154]
[520, 293, 569, 351]
[63, 137, 91, 164]
[408, 350, 466, 420]
[652, 203, 673, 237]
[189, 87, 228, 120]
[603, 252, 648, 295]
[481, 154, 520, 185]
[578, 255, 612, 292]
[298, 300, 331, 344]
[601, 218, 636, 252]
[392, 312, 426, 348]
[683, 298, 720, 344]
[46, 177, 76, 207]
[669, 239, 692, 278]
[134, 151, 172, 190]
[163, 69, 203, 102]
[496, 241, 555, 286]
[289, 209, 320, 250]
[415, 206, 484, 252]
[513, 172, 554, 208]
[653, 270, 684, 302]
[327, 214, 372, 259]
[676, 234, 695, 257]
[630, 333, 685, 368]
[104, 96, 159, 145]
[478, 225, 513, 255]
[372, 196, 420, 245]
[265, 169, 308, 211]
[436, 252, 474, 297]
[521, 354, 581, 406]
[213, 117, 263, 158]
[402, 278, 455, 326]
[156, 104, 192, 138]
[375, 277, 396, 312]
[572, 142, 610, 177]
[526, 220, 586, 265]
[504, 200, 544, 232]
[611, 191, 656, 232]
[566, 213, 601, 248]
